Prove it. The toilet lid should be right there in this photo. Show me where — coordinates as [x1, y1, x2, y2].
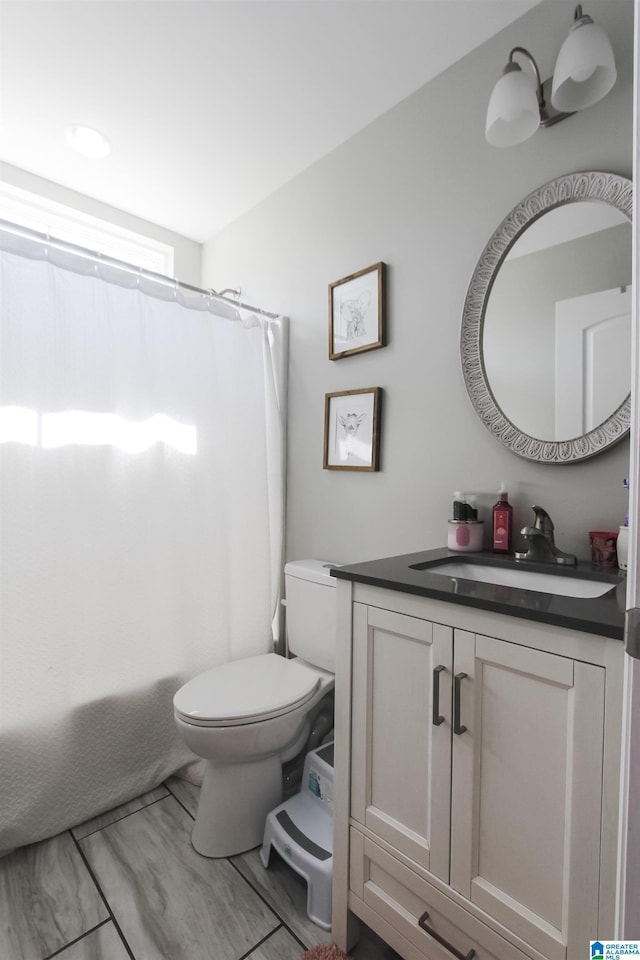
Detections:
[173, 653, 321, 727]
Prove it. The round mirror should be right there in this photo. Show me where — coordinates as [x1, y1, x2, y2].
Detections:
[461, 171, 632, 463]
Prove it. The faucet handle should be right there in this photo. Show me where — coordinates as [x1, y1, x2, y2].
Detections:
[521, 525, 543, 538]
[532, 505, 555, 543]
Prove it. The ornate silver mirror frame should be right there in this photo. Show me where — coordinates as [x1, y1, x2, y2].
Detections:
[461, 170, 633, 463]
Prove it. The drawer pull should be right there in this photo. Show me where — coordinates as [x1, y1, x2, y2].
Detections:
[432, 664, 445, 726]
[453, 672, 468, 735]
[418, 911, 475, 960]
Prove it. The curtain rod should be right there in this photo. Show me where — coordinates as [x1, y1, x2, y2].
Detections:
[0, 218, 282, 321]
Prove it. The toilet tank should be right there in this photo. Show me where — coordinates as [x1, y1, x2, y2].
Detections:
[284, 560, 339, 673]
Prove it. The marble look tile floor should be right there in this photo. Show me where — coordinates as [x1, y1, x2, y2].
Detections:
[0, 776, 400, 960]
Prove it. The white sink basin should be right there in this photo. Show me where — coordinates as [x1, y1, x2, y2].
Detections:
[421, 561, 615, 599]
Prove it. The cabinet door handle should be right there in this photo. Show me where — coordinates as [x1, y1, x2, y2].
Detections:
[418, 911, 475, 960]
[453, 672, 468, 735]
[432, 664, 445, 726]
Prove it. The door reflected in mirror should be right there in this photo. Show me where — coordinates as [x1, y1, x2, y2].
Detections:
[483, 203, 631, 442]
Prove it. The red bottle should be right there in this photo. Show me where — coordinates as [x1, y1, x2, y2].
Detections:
[493, 483, 513, 552]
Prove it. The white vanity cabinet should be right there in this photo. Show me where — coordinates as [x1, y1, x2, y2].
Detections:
[332, 579, 624, 960]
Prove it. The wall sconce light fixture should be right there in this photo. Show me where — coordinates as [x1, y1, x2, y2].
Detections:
[485, 4, 616, 147]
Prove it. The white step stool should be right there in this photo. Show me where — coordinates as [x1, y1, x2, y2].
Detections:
[260, 741, 334, 930]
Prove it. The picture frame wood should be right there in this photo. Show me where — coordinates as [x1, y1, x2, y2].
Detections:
[329, 262, 385, 360]
[323, 387, 382, 471]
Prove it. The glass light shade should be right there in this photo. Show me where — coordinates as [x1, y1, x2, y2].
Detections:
[485, 67, 540, 147]
[551, 21, 616, 111]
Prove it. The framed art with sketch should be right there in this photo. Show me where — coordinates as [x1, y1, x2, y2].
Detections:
[323, 387, 382, 471]
[329, 262, 385, 360]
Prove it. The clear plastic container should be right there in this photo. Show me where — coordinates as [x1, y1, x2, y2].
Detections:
[589, 530, 618, 568]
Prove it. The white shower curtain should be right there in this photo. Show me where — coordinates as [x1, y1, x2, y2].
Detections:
[0, 230, 288, 854]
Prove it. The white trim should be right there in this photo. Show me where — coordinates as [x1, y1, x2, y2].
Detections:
[617, 0, 640, 936]
[0, 181, 174, 275]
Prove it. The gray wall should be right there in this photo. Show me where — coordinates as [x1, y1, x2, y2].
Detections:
[202, 0, 634, 564]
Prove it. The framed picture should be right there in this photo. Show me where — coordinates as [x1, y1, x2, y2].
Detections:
[329, 262, 385, 360]
[323, 387, 382, 471]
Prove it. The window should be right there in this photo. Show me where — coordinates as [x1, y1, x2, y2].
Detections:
[0, 181, 174, 275]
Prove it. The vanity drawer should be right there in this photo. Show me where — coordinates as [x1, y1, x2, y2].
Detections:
[349, 829, 534, 960]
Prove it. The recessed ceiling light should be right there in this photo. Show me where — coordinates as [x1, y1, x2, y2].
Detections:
[65, 125, 111, 159]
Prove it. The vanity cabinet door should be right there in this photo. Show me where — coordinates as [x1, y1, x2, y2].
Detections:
[450, 630, 605, 960]
[350, 603, 453, 882]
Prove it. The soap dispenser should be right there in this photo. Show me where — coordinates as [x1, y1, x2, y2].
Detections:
[492, 482, 513, 553]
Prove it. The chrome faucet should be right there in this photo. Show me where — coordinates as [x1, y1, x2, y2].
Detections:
[514, 505, 577, 566]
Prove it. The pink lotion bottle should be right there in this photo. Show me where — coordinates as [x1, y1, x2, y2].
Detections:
[492, 482, 513, 553]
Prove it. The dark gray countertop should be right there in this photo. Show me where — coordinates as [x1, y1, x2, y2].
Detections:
[331, 547, 626, 640]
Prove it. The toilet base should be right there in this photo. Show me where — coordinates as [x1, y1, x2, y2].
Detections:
[191, 755, 283, 858]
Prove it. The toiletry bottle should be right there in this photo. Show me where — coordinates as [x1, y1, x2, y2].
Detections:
[492, 482, 513, 552]
[466, 495, 478, 521]
[453, 492, 465, 521]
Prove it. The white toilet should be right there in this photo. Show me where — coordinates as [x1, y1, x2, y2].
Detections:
[173, 559, 338, 858]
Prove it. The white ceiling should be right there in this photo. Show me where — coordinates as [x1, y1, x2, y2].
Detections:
[0, 0, 540, 242]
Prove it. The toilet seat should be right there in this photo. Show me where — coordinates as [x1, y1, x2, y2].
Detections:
[174, 653, 321, 728]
